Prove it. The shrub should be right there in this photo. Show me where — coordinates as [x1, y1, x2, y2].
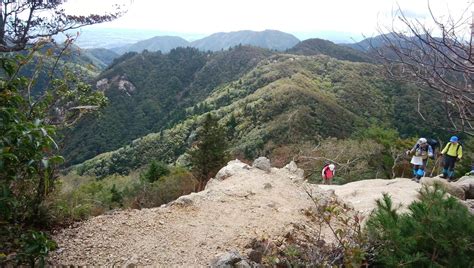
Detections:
[141, 161, 170, 183]
[110, 184, 123, 207]
[131, 168, 196, 208]
[15, 230, 57, 267]
[365, 185, 474, 267]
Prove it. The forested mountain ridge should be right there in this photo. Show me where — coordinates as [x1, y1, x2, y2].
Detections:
[288, 38, 374, 63]
[68, 50, 448, 178]
[83, 48, 120, 67]
[62, 46, 273, 165]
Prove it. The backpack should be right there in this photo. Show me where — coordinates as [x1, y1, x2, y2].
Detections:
[446, 142, 462, 157]
[426, 138, 439, 158]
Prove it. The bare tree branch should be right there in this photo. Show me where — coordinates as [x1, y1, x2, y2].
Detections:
[0, 0, 127, 52]
[371, 2, 474, 134]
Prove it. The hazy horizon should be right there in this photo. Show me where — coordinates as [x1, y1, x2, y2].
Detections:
[60, 0, 471, 48]
[63, 27, 368, 49]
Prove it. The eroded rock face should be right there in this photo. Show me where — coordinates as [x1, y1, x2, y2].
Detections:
[95, 75, 136, 96]
[454, 176, 474, 199]
[96, 78, 109, 91]
[118, 79, 136, 95]
[252, 157, 271, 172]
[421, 177, 465, 200]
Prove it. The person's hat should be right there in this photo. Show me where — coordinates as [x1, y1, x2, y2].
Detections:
[329, 164, 335, 171]
[450, 136, 459, 142]
[418, 138, 427, 144]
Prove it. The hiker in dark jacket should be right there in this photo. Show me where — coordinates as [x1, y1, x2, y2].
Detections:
[440, 136, 463, 181]
[406, 138, 433, 182]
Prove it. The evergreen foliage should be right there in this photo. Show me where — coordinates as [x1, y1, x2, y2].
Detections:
[110, 184, 123, 207]
[62, 46, 271, 165]
[288, 38, 374, 63]
[366, 185, 474, 267]
[71, 53, 453, 179]
[141, 161, 170, 183]
[189, 114, 229, 191]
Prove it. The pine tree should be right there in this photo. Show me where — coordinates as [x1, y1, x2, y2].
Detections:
[142, 161, 170, 183]
[189, 114, 228, 191]
[110, 184, 123, 207]
[365, 185, 474, 267]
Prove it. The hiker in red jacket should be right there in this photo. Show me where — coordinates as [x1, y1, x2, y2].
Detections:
[322, 163, 336, 185]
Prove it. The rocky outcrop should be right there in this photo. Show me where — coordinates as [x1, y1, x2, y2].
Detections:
[48, 160, 473, 266]
[49, 159, 316, 266]
[421, 177, 466, 200]
[95, 75, 137, 96]
[206, 159, 251, 190]
[284, 160, 305, 182]
[454, 176, 474, 199]
[252, 157, 271, 172]
[214, 159, 251, 181]
[320, 178, 423, 215]
[210, 251, 254, 268]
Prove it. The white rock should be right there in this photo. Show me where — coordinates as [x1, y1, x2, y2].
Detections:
[252, 157, 271, 172]
[214, 159, 251, 181]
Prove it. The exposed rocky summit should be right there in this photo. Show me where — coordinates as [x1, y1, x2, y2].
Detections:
[48, 160, 473, 266]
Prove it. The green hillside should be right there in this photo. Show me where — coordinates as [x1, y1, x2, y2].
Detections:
[62, 46, 273, 165]
[13, 44, 106, 98]
[83, 48, 120, 67]
[288, 38, 374, 63]
[70, 53, 448, 178]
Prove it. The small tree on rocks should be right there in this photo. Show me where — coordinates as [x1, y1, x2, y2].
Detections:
[189, 113, 228, 191]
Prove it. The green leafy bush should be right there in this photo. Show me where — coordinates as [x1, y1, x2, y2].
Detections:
[365, 185, 474, 267]
[16, 230, 57, 267]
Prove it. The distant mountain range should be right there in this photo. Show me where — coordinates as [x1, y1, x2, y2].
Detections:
[112, 36, 190, 54]
[77, 30, 388, 67]
[108, 30, 300, 54]
[189, 30, 300, 51]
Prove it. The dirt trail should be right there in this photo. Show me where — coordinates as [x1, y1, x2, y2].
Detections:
[49, 162, 325, 266]
[49, 161, 423, 266]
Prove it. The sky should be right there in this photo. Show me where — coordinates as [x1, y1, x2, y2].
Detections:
[62, 0, 473, 42]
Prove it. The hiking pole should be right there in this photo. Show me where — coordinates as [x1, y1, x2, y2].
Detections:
[430, 157, 441, 177]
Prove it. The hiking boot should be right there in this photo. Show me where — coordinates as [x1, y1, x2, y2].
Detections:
[439, 174, 447, 179]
